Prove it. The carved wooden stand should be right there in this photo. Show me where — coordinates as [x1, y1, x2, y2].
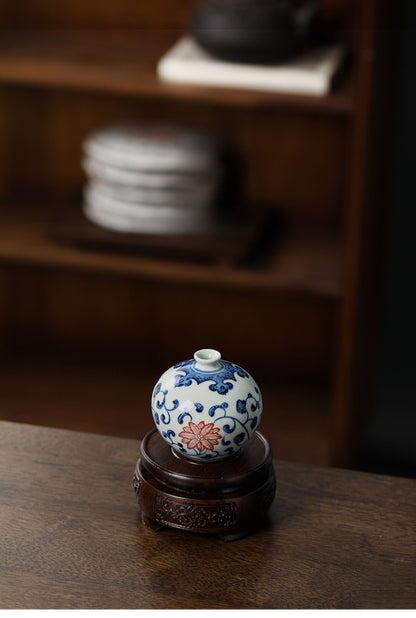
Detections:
[134, 428, 276, 541]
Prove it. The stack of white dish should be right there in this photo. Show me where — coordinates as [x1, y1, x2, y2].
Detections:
[82, 123, 224, 235]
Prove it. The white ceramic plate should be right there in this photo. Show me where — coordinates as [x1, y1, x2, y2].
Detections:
[82, 156, 220, 191]
[83, 123, 222, 174]
[85, 177, 219, 209]
[83, 186, 216, 235]
[83, 203, 217, 235]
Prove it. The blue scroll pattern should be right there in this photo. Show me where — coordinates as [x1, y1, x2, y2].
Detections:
[173, 359, 249, 395]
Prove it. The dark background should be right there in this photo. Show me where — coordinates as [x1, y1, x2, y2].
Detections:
[356, 0, 416, 478]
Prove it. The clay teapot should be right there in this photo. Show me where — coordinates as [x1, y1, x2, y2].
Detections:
[189, 0, 319, 64]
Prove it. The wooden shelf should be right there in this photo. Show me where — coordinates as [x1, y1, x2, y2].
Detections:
[0, 29, 355, 114]
[0, 202, 342, 297]
[0, 355, 332, 465]
[0, 0, 397, 472]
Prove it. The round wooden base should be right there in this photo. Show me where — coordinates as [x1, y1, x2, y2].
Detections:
[134, 428, 276, 541]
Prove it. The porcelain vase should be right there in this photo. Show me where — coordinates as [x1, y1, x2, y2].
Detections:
[151, 348, 263, 461]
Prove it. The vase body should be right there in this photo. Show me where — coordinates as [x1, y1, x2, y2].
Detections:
[151, 349, 263, 461]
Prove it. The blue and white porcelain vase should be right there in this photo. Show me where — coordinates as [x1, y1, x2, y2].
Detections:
[151, 349, 263, 461]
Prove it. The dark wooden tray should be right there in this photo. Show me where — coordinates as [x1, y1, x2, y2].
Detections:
[46, 204, 281, 265]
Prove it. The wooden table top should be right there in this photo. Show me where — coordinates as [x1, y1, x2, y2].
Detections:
[1, 420, 415, 609]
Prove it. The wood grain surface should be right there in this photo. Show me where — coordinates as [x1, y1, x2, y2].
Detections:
[0, 420, 415, 609]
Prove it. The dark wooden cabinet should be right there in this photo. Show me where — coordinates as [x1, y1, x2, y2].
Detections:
[0, 1, 398, 466]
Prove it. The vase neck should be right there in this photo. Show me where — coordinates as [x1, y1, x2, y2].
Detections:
[194, 348, 221, 371]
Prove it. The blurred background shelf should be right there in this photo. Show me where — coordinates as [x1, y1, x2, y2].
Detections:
[0, 202, 342, 298]
[0, 30, 355, 114]
[0, 0, 398, 469]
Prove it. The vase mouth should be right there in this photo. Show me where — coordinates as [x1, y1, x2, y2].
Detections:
[194, 348, 221, 370]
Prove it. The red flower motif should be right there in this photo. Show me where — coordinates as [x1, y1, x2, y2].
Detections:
[179, 421, 221, 452]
